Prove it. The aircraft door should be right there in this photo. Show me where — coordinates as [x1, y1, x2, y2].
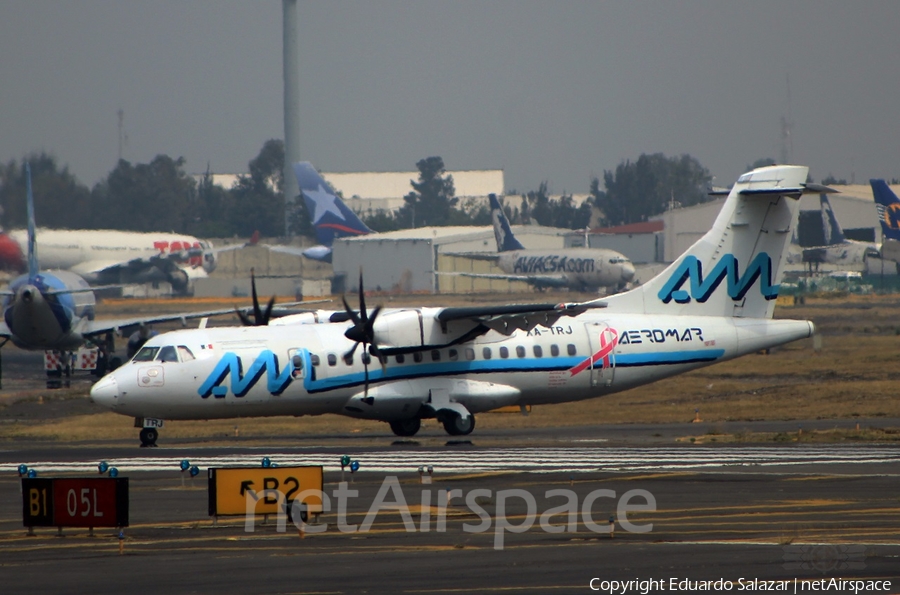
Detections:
[583, 322, 617, 387]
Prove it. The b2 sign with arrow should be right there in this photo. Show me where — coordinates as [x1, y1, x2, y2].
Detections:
[208, 466, 323, 517]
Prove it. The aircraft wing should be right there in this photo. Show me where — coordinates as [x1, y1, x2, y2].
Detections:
[439, 252, 501, 263]
[69, 260, 135, 277]
[437, 271, 569, 289]
[435, 300, 606, 336]
[261, 244, 307, 257]
[82, 300, 331, 338]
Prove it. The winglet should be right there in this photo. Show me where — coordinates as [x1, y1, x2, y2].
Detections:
[248, 230, 260, 246]
[488, 194, 525, 252]
[25, 163, 38, 280]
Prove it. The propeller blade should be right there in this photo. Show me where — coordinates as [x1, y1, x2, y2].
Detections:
[358, 270, 366, 321]
[262, 295, 276, 325]
[250, 269, 263, 325]
[343, 341, 359, 362]
[235, 307, 254, 327]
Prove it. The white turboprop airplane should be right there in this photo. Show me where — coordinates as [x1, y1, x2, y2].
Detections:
[0, 225, 253, 295]
[0, 166, 306, 376]
[442, 194, 635, 292]
[92, 165, 817, 447]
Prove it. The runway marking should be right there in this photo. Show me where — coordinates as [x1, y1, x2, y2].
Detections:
[12, 445, 900, 474]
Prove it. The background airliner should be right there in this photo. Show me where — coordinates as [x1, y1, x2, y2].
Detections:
[789, 192, 880, 268]
[0, 226, 252, 295]
[871, 179, 900, 265]
[93, 165, 817, 447]
[0, 166, 284, 375]
[444, 194, 635, 292]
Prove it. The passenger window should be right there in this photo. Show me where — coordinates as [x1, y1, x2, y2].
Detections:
[516, 345, 526, 358]
[550, 344, 560, 357]
[157, 346, 178, 363]
[431, 350, 440, 361]
[343, 353, 353, 366]
[133, 346, 159, 362]
[449, 349, 459, 361]
[465, 348, 475, 361]
[327, 353, 337, 367]
[482, 347, 492, 360]
[533, 345, 543, 358]
[177, 346, 195, 362]
[311, 354, 321, 366]
[413, 352, 423, 363]
[361, 352, 371, 365]
[499, 346, 509, 359]
[396, 354, 405, 364]
[567, 344, 577, 356]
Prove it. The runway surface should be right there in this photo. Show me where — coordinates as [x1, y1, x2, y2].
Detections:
[0, 441, 898, 594]
[9, 444, 900, 474]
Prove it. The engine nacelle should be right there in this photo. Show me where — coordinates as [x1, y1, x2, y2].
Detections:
[372, 308, 474, 350]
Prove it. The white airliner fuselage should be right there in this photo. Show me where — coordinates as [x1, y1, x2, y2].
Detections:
[3, 229, 217, 292]
[91, 312, 812, 423]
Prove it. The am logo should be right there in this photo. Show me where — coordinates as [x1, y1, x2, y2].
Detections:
[658, 253, 779, 304]
[198, 351, 294, 399]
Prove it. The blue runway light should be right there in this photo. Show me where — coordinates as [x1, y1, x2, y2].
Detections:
[27, 469, 37, 478]
[180, 459, 190, 471]
[189, 466, 200, 477]
[98, 461, 109, 474]
[109, 468, 119, 478]
[17, 464, 27, 476]
[350, 461, 359, 473]
[262, 457, 271, 468]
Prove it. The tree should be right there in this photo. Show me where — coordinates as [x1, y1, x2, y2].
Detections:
[593, 153, 712, 227]
[228, 140, 285, 237]
[91, 155, 196, 232]
[189, 165, 235, 238]
[747, 157, 777, 171]
[396, 156, 457, 227]
[0, 153, 92, 229]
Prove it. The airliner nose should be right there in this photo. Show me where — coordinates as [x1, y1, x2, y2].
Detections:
[90, 376, 119, 408]
[622, 262, 636, 282]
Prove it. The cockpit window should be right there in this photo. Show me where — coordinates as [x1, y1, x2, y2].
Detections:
[157, 346, 178, 362]
[178, 346, 195, 362]
[133, 346, 159, 362]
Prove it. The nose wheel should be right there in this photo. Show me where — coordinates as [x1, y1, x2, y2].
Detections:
[139, 427, 159, 448]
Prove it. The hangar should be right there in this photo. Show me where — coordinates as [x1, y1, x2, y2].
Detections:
[331, 225, 571, 294]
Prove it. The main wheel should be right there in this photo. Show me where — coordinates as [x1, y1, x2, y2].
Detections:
[139, 427, 159, 447]
[389, 418, 421, 437]
[442, 413, 475, 436]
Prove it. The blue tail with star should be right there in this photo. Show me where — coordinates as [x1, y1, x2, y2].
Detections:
[294, 162, 372, 249]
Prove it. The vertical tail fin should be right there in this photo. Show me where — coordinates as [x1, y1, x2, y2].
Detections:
[25, 163, 38, 279]
[819, 193, 846, 245]
[293, 162, 372, 247]
[488, 194, 525, 252]
[603, 165, 809, 319]
[871, 179, 900, 242]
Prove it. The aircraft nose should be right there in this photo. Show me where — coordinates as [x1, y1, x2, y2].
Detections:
[621, 262, 636, 282]
[90, 376, 119, 408]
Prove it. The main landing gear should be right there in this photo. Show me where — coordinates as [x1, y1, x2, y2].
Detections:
[387, 413, 476, 437]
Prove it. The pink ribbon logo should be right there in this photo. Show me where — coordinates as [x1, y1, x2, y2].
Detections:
[570, 328, 618, 376]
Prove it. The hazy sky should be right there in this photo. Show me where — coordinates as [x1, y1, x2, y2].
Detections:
[2, 1, 898, 194]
